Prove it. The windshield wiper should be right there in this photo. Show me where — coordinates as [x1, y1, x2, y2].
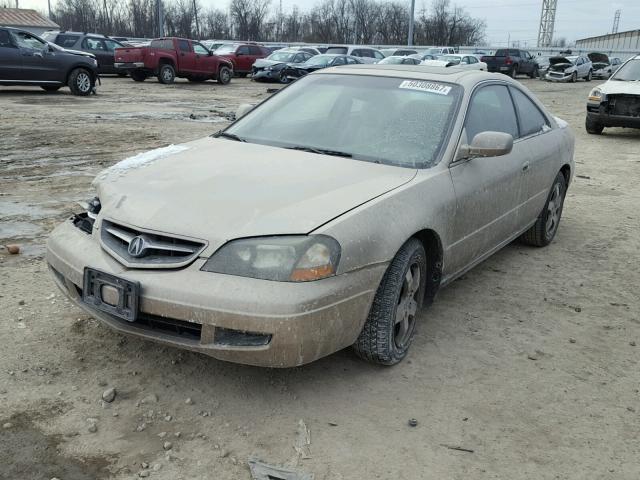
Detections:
[213, 131, 246, 142]
[285, 145, 352, 158]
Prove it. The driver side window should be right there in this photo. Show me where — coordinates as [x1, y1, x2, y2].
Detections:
[465, 85, 518, 142]
[237, 45, 249, 55]
[11, 31, 45, 50]
[193, 43, 208, 55]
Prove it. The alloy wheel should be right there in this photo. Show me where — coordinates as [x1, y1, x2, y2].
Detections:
[394, 263, 421, 349]
[77, 72, 91, 93]
[545, 182, 563, 238]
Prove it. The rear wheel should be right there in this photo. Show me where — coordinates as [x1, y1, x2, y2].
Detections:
[529, 66, 538, 78]
[158, 63, 175, 84]
[353, 239, 427, 365]
[520, 172, 567, 247]
[585, 116, 604, 135]
[279, 70, 290, 84]
[217, 66, 232, 85]
[510, 65, 518, 78]
[130, 70, 147, 82]
[41, 85, 61, 92]
[67, 68, 93, 96]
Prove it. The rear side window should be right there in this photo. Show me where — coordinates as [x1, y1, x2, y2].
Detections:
[178, 39, 190, 52]
[0, 29, 12, 47]
[150, 39, 173, 49]
[510, 88, 549, 137]
[465, 85, 518, 141]
[56, 34, 79, 48]
[248, 45, 262, 55]
[237, 45, 250, 55]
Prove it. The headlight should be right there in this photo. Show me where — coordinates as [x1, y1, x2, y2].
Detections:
[588, 88, 602, 101]
[201, 235, 341, 282]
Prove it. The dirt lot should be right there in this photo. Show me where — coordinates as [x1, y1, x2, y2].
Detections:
[1, 75, 639, 480]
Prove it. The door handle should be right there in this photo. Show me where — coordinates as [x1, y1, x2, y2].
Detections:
[522, 162, 530, 172]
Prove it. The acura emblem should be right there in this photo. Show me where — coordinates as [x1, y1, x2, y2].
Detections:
[128, 236, 148, 258]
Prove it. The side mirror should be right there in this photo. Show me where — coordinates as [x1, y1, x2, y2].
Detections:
[458, 131, 513, 160]
[235, 103, 254, 119]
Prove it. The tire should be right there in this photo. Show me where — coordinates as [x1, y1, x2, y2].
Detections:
[158, 63, 175, 84]
[585, 116, 604, 135]
[510, 65, 518, 78]
[217, 66, 232, 85]
[67, 68, 93, 96]
[130, 70, 147, 82]
[586, 70, 592, 82]
[529, 67, 538, 79]
[279, 70, 290, 84]
[41, 85, 61, 92]
[571, 72, 577, 83]
[353, 238, 427, 365]
[520, 172, 567, 247]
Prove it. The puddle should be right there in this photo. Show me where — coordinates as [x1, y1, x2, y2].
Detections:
[0, 411, 112, 480]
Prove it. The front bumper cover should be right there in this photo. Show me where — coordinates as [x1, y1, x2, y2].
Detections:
[46, 220, 384, 367]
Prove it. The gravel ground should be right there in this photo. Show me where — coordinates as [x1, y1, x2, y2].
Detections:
[0, 75, 639, 480]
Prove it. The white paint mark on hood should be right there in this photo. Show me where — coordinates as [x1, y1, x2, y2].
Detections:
[93, 144, 189, 185]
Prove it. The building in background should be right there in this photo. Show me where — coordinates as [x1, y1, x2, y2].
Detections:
[576, 29, 640, 52]
[0, 8, 59, 36]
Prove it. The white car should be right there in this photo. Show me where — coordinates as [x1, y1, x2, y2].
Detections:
[421, 54, 487, 71]
[545, 55, 593, 82]
[324, 46, 385, 64]
[586, 54, 640, 134]
[422, 47, 456, 55]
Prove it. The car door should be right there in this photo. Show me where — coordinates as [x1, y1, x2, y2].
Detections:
[103, 39, 122, 72]
[193, 42, 214, 75]
[447, 83, 526, 275]
[0, 28, 22, 80]
[508, 86, 556, 226]
[177, 39, 196, 73]
[82, 37, 111, 72]
[459, 56, 471, 69]
[235, 45, 251, 71]
[11, 30, 61, 82]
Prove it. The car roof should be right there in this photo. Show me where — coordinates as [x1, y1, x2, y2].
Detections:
[316, 64, 513, 87]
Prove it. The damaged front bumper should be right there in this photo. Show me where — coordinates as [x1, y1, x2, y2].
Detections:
[251, 69, 282, 81]
[545, 70, 574, 82]
[46, 219, 383, 367]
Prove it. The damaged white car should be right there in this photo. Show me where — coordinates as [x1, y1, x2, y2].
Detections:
[421, 54, 487, 71]
[586, 54, 640, 134]
[545, 55, 592, 83]
[589, 52, 623, 80]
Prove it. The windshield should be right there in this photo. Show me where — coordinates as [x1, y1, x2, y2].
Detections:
[215, 44, 237, 54]
[611, 59, 640, 81]
[440, 55, 461, 64]
[268, 51, 296, 62]
[225, 74, 461, 168]
[304, 55, 332, 66]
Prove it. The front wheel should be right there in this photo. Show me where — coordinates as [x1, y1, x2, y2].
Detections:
[68, 68, 93, 96]
[217, 66, 232, 85]
[585, 116, 604, 135]
[279, 70, 290, 84]
[520, 172, 567, 247]
[585, 70, 592, 82]
[529, 67, 538, 78]
[510, 66, 518, 78]
[571, 72, 578, 83]
[353, 238, 427, 365]
[158, 63, 175, 84]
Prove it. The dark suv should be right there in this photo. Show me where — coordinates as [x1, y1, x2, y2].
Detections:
[0, 27, 99, 95]
[42, 31, 124, 74]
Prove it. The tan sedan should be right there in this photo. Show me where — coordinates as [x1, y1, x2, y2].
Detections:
[47, 65, 575, 367]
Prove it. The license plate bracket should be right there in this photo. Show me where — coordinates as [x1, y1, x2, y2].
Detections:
[82, 267, 140, 322]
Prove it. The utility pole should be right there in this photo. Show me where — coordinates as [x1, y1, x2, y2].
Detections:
[156, 0, 164, 37]
[407, 0, 415, 46]
[193, 0, 199, 39]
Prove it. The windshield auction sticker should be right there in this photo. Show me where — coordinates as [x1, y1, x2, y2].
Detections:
[399, 80, 452, 95]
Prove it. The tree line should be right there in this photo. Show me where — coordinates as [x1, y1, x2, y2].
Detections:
[47, 0, 486, 46]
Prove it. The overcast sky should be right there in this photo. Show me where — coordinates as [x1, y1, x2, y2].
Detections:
[15, 0, 640, 45]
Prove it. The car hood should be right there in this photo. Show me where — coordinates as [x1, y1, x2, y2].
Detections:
[598, 81, 640, 96]
[549, 57, 574, 66]
[94, 137, 417, 250]
[254, 58, 290, 68]
[587, 52, 609, 64]
[421, 60, 450, 67]
[64, 48, 96, 59]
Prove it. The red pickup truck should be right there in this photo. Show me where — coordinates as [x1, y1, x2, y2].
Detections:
[114, 37, 233, 84]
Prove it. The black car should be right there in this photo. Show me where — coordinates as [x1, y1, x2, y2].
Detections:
[42, 31, 124, 74]
[284, 54, 362, 80]
[0, 27, 99, 95]
[252, 49, 315, 83]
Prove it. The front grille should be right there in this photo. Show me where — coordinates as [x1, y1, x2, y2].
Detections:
[135, 313, 202, 341]
[607, 95, 640, 117]
[100, 219, 206, 269]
